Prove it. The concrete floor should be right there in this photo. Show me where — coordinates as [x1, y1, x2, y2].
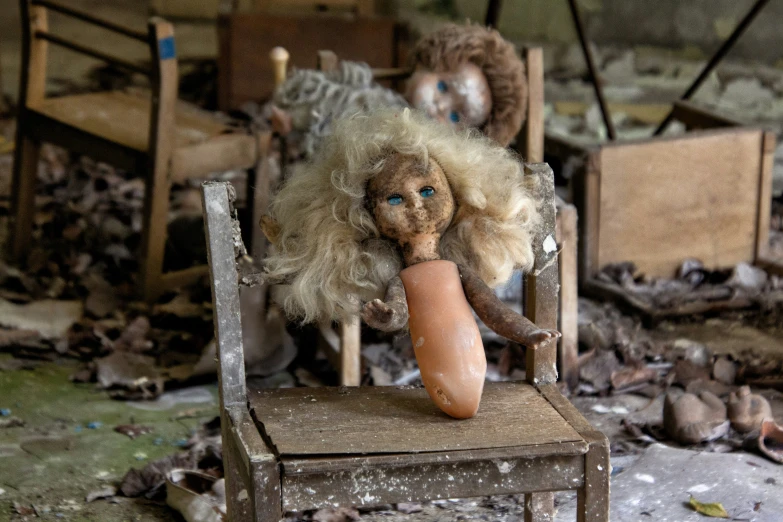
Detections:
[0, 354, 219, 521]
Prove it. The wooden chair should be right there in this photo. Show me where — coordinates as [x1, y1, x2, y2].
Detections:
[202, 163, 609, 522]
[10, 0, 269, 302]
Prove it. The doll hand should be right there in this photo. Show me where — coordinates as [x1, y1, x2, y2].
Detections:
[522, 329, 561, 349]
[270, 105, 293, 136]
[362, 299, 397, 331]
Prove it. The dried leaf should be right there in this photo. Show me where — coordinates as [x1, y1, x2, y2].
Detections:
[688, 496, 729, 518]
[86, 486, 117, 503]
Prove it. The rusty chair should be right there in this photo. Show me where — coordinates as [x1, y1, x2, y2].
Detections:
[202, 162, 609, 521]
[10, 0, 269, 301]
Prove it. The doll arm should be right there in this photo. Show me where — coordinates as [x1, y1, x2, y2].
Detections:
[458, 264, 560, 349]
[361, 276, 409, 332]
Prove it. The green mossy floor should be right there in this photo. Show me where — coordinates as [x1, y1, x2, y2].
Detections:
[0, 354, 218, 521]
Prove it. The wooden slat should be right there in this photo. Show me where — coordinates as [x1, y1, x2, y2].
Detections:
[34, 92, 227, 152]
[160, 265, 210, 291]
[32, 0, 148, 41]
[35, 32, 150, 75]
[556, 200, 579, 390]
[523, 48, 544, 162]
[339, 317, 361, 386]
[249, 382, 582, 455]
[202, 182, 247, 409]
[670, 100, 743, 130]
[171, 133, 258, 182]
[283, 440, 588, 475]
[597, 128, 764, 277]
[217, 12, 400, 108]
[525, 492, 555, 522]
[524, 163, 559, 385]
[755, 131, 775, 260]
[282, 453, 584, 512]
[25, 3, 48, 108]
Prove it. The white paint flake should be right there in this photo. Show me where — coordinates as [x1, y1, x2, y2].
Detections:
[543, 234, 557, 253]
[688, 484, 711, 494]
[634, 473, 655, 484]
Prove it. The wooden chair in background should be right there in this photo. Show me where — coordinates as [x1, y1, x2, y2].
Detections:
[10, 0, 269, 302]
[202, 163, 609, 522]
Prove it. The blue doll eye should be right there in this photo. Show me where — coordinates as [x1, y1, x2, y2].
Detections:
[437, 80, 448, 93]
[387, 195, 403, 206]
[449, 111, 460, 123]
[420, 187, 435, 198]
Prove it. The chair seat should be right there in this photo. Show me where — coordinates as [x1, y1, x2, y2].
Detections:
[33, 91, 230, 152]
[248, 381, 583, 456]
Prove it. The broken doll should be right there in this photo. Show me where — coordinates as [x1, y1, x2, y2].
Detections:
[263, 109, 558, 418]
[272, 23, 527, 156]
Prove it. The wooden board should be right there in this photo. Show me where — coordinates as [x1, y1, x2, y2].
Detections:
[35, 91, 228, 152]
[217, 12, 402, 109]
[249, 382, 582, 455]
[595, 128, 766, 277]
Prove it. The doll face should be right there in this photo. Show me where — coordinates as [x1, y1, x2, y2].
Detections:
[367, 154, 455, 263]
[406, 62, 492, 130]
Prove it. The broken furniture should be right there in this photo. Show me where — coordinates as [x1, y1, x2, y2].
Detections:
[217, 0, 404, 109]
[203, 163, 610, 522]
[546, 111, 775, 324]
[10, 0, 270, 302]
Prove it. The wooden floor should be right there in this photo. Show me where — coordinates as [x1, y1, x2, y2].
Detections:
[249, 382, 583, 455]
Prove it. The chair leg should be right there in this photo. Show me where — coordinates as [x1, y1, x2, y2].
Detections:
[10, 134, 41, 262]
[577, 432, 610, 522]
[138, 164, 171, 303]
[222, 414, 255, 522]
[525, 491, 554, 522]
[339, 317, 361, 386]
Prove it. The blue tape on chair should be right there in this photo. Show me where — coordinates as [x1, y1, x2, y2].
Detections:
[159, 36, 176, 60]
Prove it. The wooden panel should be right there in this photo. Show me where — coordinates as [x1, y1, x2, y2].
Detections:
[34, 91, 228, 152]
[249, 382, 582, 455]
[755, 131, 775, 260]
[671, 100, 743, 130]
[596, 128, 765, 277]
[283, 440, 588, 475]
[217, 12, 400, 108]
[556, 200, 579, 390]
[523, 48, 544, 162]
[282, 453, 584, 512]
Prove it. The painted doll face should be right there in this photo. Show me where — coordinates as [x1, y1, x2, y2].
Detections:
[405, 62, 492, 130]
[367, 154, 455, 259]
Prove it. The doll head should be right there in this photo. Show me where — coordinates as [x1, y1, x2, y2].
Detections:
[366, 154, 456, 265]
[264, 109, 539, 323]
[405, 23, 527, 147]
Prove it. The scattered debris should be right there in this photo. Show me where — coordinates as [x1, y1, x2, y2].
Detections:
[727, 386, 772, 433]
[0, 416, 24, 428]
[312, 507, 361, 522]
[85, 486, 117, 503]
[166, 469, 227, 522]
[115, 424, 153, 439]
[95, 351, 164, 400]
[0, 298, 83, 339]
[689, 496, 729, 518]
[664, 391, 729, 444]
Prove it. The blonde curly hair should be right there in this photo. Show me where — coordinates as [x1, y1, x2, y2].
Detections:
[265, 108, 539, 324]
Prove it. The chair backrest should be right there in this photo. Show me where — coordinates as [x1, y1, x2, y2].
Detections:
[314, 47, 545, 162]
[17, 0, 178, 116]
[202, 161, 559, 410]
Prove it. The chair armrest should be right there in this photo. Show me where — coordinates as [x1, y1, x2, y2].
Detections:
[202, 181, 247, 409]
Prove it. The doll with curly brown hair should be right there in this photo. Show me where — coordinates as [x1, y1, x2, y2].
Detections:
[272, 23, 527, 156]
[264, 109, 558, 419]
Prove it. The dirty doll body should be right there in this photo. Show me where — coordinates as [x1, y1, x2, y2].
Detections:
[264, 109, 558, 419]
